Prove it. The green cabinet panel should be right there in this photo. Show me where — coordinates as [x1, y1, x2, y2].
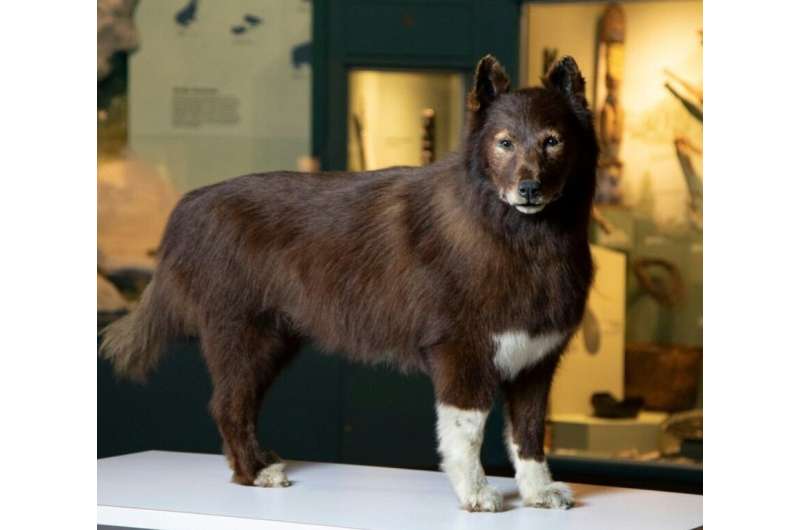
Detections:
[343, 3, 474, 59]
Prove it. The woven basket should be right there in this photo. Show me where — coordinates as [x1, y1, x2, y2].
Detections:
[625, 343, 702, 412]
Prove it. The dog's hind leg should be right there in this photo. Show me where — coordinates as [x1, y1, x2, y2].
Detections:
[201, 312, 301, 487]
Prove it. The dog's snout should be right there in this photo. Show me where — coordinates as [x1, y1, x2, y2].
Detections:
[518, 180, 542, 200]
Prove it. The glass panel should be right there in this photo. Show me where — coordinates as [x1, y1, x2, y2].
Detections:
[347, 69, 465, 171]
[522, 0, 703, 469]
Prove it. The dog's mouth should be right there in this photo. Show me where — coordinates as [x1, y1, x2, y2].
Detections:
[513, 201, 547, 214]
[512, 200, 547, 214]
[500, 189, 563, 215]
[510, 190, 563, 215]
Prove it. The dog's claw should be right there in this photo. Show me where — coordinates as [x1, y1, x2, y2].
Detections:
[524, 481, 574, 510]
[253, 463, 291, 488]
[463, 484, 503, 512]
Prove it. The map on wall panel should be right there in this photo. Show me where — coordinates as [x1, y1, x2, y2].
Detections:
[292, 41, 312, 69]
[231, 14, 262, 35]
[171, 1, 310, 67]
[131, 0, 312, 190]
[175, 0, 262, 36]
[175, 0, 198, 28]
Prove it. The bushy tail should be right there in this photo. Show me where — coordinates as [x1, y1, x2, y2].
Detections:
[99, 279, 179, 382]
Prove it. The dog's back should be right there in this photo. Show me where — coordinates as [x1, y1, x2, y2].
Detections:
[152, 157, 475, 368]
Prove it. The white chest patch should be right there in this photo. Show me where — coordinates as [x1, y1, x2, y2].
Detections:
[492, 330, 566, 380]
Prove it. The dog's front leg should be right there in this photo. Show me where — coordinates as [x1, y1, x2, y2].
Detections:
[503, 353, 574, 509]
[435, 404, 501, 511]
[430, 343, 502, 512]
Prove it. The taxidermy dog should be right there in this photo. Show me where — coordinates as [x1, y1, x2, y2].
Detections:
[101, 55, 598, 512]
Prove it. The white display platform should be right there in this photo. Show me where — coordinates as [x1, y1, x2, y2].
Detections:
[98, 451, 702, 530]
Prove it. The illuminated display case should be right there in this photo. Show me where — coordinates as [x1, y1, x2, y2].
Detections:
[522, 0, 702, 473]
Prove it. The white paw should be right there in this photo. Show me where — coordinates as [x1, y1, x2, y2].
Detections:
[253, 462, 291, 488]
[463, 484, 504, 512]
[524, 481, 574, 509]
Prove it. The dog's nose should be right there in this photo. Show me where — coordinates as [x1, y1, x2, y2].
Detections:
[518, 180, 542, 200]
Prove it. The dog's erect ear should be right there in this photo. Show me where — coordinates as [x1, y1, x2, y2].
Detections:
[543, 56, 591, 122]
[544, 56, 586, 100]
[467, 55, 510, 113]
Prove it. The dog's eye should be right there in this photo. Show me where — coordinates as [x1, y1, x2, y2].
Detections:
[544, 136, 560, 148]
[497, 139, 514, 150]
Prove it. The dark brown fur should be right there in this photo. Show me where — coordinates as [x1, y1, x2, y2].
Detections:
[101, 56, 598, 484]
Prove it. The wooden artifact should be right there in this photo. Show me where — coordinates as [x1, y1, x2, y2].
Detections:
[595, 2, 626, 204]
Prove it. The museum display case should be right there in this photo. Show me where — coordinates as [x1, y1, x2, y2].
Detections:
[347, 69, 465, 171]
